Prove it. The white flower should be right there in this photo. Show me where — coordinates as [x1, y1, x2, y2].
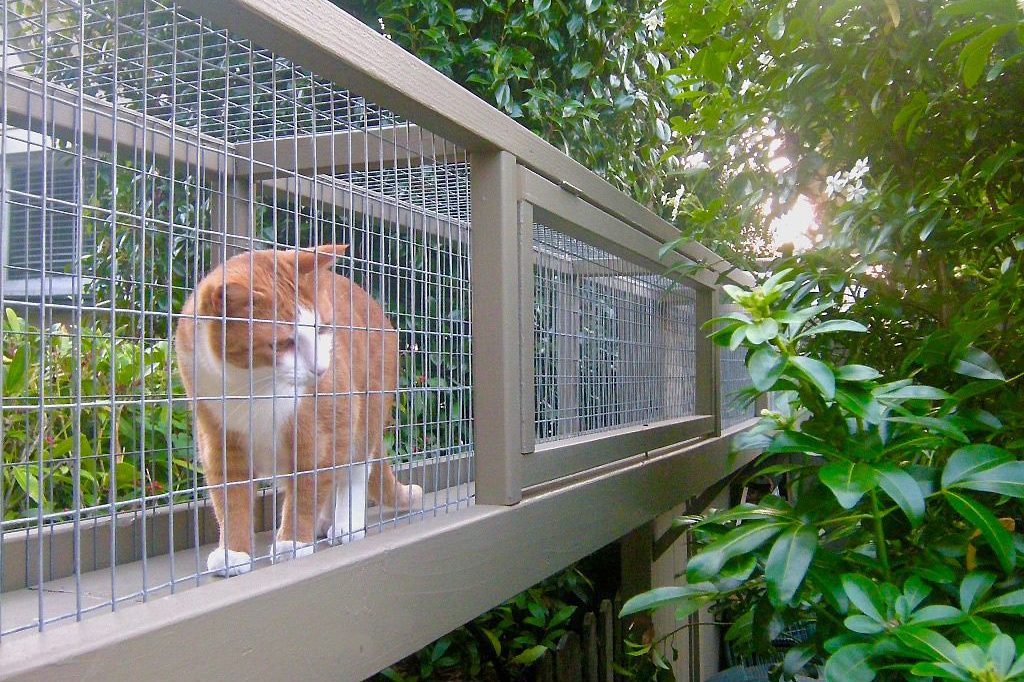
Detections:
[849, 157, 870, 181]
[666, 185, 686, 221]
[757, 52, 774, 66]
[845, 181, 867, 203]
[641, 9, 664, 33]
[738, 79, 754, 96]
[825, 172, 848, 198]
[682, 152, 709, 171]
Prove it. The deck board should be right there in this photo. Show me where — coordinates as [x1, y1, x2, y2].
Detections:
[1, 483, 473, 641]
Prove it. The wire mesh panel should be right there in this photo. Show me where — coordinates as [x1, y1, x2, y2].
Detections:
[0, 0, 472, 638]
[532, 224, 696, 443]
[720, 344, 755, 428]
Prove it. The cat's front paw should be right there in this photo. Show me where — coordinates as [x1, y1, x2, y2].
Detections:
[269, 539, 315, 562]
[325, 525, 366, 544]
[207, 548, 252, 577]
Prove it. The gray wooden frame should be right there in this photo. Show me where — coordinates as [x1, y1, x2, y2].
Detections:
[515, 169, 720, 486]
[0, 425, 753, 682]
[0, 1, 754, 678]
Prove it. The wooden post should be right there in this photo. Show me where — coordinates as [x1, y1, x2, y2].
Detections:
[471, 150, 524, 505]
[694, 285, 721, 436]
[582, 611, 599, 682]
[598, 599, 615, 682]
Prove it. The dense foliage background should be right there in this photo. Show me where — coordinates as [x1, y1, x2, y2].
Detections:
[339, 0, 677, 205]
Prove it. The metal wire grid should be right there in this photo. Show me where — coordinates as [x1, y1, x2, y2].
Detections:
[720, 344, 755, 428]
[532, 224, 697, 442]
[0, 0, 472, 638]
[8, 0, 397, 141]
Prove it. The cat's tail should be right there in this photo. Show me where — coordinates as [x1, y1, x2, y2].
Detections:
[368, 458, 423, 511]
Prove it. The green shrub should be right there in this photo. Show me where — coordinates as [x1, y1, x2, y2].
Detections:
[623, 268, 1024, 681]
[1, 308, 194, 524]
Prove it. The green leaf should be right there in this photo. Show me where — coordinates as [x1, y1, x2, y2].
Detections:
[977, 588, 1024, 615]
[765, 524, 818, 606]
[960, 25, 1013, 88]
[570, 62, 592, 79]
[481, 628, 502, 656]
[790, 355, 836, 400]
[941, 444, 1014, 488]
[841, 574, 886, 623]
[824, 643, 876, 682]
[892, 91, 928, 143]
[945, 490, 1015, 573]
[908, 605, 964, 627]
[728, 325, 747, 351]
[510, 644, 549, 666]
[875, 466, 926, 526]
[835, 387, 883, 424]
[836, 365, 882, 382]
[745, 318, 779, 345]
[820, 462, 877, 509]
[584, 0, 600, 13]
[767, 11, 785, 40]
[959, 572, 996, 612]
[844, 614, 885, 634]
[620, 585, 709, 616]
[953, 462, 1024, 498]
[888, 416, 969, 443]
[878, 385, 949, 401]
[894, 627, 960, 665]
[794, 319, 867, 340]
[952, 347, 1005, 381]
[748, 347, 785, 392]
[4, 345, 29, 393]
[687, 522, 787, 581]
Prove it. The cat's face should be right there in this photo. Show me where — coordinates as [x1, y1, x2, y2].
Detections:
[197, 247, 346, 386]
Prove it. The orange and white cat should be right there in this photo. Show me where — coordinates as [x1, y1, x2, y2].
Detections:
[175, 245, 422, 577]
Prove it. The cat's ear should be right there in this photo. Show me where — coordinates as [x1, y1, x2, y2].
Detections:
[199, 279, 262, 317]
[296, 244, 348, 272]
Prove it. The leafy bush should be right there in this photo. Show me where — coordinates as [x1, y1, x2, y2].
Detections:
[344, 0, 671, 204]
[378, 566, 592, 681]
[1, 308, 194, 523]
[623, 268, 1023, 681]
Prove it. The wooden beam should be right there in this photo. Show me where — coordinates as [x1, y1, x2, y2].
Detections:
[235, 124, 459, 178]
[2, 71, 233, 177]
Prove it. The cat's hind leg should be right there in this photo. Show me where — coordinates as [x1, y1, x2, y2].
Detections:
[271, 471, 335, 561]
[326, 461, 367, 544]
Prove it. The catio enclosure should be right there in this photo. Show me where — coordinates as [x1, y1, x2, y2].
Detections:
[0, 0, 755, 679]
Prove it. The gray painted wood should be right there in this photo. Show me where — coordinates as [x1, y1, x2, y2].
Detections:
[518, 201, 537, 455]
[0, 431, 743, 682]
[520, 168, 717, 290]
[235, 124, 458, 178]
[524, 416, 714, 487]
[470, 150, 524, 505]
[4, 71, 232, 177]
[695, 288, 722, 436]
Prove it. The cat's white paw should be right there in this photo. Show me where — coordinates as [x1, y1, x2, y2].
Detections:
[269, 540, 314, 562]
[207, 548, 252, 577]
[398, 483, 423, 510]
[325, 526, 366, 544]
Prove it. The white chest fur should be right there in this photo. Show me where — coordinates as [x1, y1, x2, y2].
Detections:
[193, 323, 305, 477]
